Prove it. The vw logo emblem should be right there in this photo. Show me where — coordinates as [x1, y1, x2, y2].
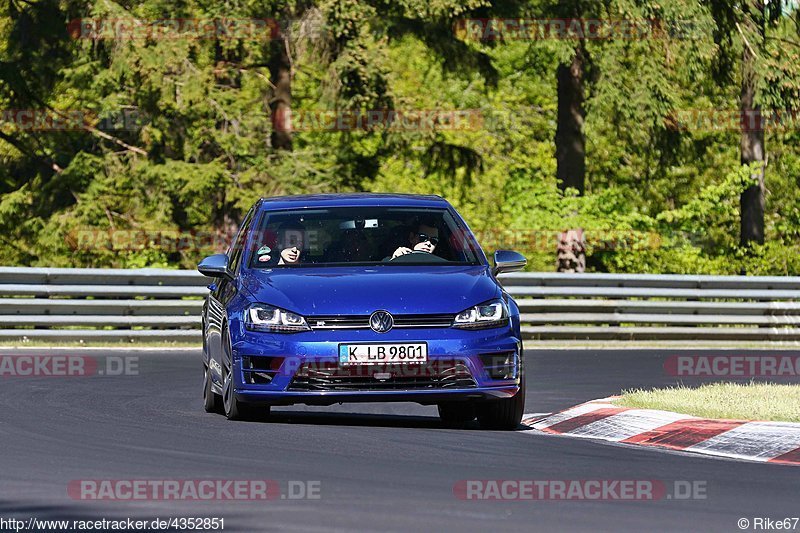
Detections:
[369, 310, 394, 333]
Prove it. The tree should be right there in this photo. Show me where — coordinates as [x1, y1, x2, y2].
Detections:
[551, 0, 591, 195]
[269, 14, 294, 151]
[710, 0, 800, 248]
[555, 41, 587, 195]
[739, 1, 767, 246]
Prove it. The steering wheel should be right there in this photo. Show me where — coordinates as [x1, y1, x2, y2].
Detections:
[389, 250, 448, 263]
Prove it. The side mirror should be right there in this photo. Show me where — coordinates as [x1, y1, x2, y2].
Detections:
[493, 250, 527, 276]
[198, 253, 231, 279]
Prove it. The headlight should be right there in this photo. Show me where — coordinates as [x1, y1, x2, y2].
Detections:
[452, 299, 509, 329]
[245, 304, 310, 333]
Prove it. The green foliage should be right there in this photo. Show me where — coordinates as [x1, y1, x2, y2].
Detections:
[0, 0, 799, 273]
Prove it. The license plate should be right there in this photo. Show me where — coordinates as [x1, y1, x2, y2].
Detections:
[338, 343, 428, 365]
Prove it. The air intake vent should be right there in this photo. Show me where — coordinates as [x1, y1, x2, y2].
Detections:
[479, 352, 518, 380]
[288, 360, 476, 391]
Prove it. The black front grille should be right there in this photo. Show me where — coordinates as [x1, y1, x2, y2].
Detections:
[394, 314, 455, 327]
[307, 313, 455, 330]
[288, 360, 476, 391]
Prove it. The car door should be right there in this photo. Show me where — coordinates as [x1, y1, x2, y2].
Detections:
[206, 206, 256, 385]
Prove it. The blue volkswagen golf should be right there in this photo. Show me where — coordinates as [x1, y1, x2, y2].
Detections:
[198, 193, 527, 429]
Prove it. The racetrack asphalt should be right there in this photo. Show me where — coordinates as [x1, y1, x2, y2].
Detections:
[0, 348, 798, 532]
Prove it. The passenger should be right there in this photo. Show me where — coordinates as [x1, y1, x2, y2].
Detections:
[255, 221, 305, 266]
[390, 218, 440, 259]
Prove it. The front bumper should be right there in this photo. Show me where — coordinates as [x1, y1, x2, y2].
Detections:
[230, 325, 522, 406]
[235, 386, 519, 406]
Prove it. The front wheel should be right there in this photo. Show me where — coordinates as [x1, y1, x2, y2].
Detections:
[221, 324, 269, 421]
[203, 364, 221, 413]
[476, 375, 526, 430]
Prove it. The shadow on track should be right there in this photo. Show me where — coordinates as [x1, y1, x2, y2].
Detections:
[219, 410, 533, 431]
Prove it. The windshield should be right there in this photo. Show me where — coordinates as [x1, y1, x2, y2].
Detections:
[247, 207, 483, 268]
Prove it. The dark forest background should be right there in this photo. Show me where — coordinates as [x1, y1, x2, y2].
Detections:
[1, 0, 799, 273]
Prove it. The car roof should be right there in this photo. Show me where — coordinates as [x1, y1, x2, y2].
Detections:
[257, 193, 450, 210]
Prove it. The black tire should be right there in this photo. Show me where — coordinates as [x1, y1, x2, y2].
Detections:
[203, 363, 222, 413]
[437, 402, 476, 428]
[221, 324, 269, 421]
[476, 374, 526, 430]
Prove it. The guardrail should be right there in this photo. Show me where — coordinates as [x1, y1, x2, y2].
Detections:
[499, 273, 800, 341]
[0, 267, 207, 342]
[0, 267, 799, 342]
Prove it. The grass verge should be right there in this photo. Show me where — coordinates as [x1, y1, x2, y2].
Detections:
[616, 382, 800, 423]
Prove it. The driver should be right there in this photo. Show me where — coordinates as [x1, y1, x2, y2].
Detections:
[390, 218, 440, 259]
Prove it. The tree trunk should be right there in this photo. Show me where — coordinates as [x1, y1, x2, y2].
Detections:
[269, 33, 293, 151]
[555, 44, 586, 195]
[739, 4, 766, 247]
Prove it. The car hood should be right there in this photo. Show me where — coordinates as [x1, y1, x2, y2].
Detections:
[240, 265, 499, 316]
